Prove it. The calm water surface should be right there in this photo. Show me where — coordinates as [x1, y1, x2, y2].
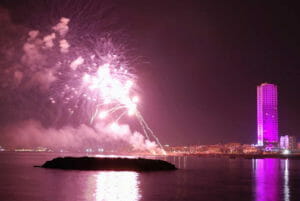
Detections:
[0, 152, 299, 201]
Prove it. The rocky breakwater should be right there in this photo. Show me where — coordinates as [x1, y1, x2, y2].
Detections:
[37, 157, 177, 171]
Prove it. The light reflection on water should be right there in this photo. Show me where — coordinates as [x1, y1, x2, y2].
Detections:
[88, 157, 292, 201]
[94, 171, 141, 201]
[283, 159, 290, 201]
[254, 159, 290, 201]
[170, 156, 187, 169]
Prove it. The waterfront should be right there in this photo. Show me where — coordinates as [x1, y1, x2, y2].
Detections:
[0, 152, 300, 201]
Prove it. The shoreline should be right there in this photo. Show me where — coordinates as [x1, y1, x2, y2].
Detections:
[2, 151, 300, 159]
[165, 153, 300, 159]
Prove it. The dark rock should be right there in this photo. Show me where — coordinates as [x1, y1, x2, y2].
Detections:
[37, 157, 177, 171]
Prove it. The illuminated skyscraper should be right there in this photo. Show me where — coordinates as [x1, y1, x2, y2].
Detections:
[257, 83, 279, 147]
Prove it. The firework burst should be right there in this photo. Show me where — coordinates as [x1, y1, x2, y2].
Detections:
[10, 17, 166, 154]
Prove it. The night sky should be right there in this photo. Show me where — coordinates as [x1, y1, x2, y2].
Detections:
[0, 0, 300, 147]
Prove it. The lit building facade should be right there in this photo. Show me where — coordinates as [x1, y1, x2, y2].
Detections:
[257, 83, 279, 147]
[280, 135, 297, 150]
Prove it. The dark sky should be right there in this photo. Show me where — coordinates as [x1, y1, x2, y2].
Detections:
[1, 0, 300, 146]
[121, 1, 300, 145]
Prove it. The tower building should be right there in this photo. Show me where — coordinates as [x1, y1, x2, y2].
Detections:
[257, 83, 279, 147]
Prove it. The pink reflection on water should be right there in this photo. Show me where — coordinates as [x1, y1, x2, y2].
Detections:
[255, 159, 279, 201]
[282, 159, 290, 201]
[94, 171, 141, 201]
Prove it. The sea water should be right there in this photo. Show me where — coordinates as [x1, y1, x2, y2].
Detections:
[0, 152, 299, 201]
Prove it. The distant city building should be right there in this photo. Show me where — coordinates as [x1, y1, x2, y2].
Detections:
[280, 135, 297, 150]
[257, 83, 279, 148]
[0, 146, 4, 152]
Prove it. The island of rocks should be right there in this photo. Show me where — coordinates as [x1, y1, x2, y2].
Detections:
[37, 156, 177, 171]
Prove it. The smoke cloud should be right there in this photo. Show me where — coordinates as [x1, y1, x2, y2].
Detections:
[43, 33, 56, 49]
[52, 17, 70, 37]
[70, 56, 84, 70]
[0, 120, 158, 152]
[1, 13, 71, 90]
[19, 18, 71, 89]
[59, 39, 70, 53]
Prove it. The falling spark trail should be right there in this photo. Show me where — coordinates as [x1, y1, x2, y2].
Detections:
[136, 110, 166, 155]
[115, 111, 127, 123]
